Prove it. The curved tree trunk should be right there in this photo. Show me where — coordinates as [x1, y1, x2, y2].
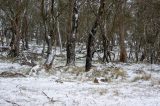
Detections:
[85, 0, 105, 71]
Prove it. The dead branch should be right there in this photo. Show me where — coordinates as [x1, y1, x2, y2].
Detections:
[4, 99, 21, 106]
[42, 91, 61, 103]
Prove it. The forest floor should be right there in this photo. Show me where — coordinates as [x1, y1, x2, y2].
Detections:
[0, 47, 160, 106]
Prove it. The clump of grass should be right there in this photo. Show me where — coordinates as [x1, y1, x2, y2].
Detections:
[63, 66, 85, 74]
[0, 71, 26, 78]
[151, 78, 160, 86]
[90, 88, 108, 95]
[132, 72, 151, 82]
[61, 66, 128, 82]
[113, 90, 120, 96]
[110, 68, 127, 79]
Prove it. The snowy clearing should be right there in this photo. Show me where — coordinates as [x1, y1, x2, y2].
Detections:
[0, 62, 160, 106]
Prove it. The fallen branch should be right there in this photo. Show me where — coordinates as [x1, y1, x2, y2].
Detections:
[4, 99, 21, 106]
[42, 91, 61, 103]
[55, 66, 66, 69]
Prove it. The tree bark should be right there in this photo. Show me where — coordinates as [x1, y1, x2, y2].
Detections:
[42, 0, 55, 69]
[85, 0, 105, 71]
[119, 0, 127, 62]
[57, 19, 62, 54]
[66, 0, 79, 66]
[9, 17, 20, 57]
[22, 12, 29, 50]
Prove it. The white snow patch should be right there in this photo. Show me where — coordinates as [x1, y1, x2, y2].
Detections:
[0, 62, 160, 106]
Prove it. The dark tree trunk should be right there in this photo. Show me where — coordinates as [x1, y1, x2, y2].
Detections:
[140, 52, 146, 62]
[22, 13, 29, 50]
[66, 0, 79, 66]
[119, 0, 127, 62]
[99, 19, 109, 63]
[9, 18, 20, 57]
[8, 1, 22, 57]
[9, 31, 16, 57]
[66, 0, 72, 66]
[102, 35, 109, 63]
[86, 31, 95, 71]
[85, 0, 105, 72]
[99, 22, 109, 63]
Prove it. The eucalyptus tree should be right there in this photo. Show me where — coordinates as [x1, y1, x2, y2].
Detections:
[85, 0, 105, 71]
[0, 0, 29, 57]
[66, 0, 80, 66]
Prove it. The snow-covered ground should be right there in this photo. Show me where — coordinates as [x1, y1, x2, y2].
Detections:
[0, 61, 160, 106]
[0, 45, 160, 106]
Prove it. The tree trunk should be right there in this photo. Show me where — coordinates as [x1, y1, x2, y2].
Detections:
[66, 0, 79, 66]
[42, 0, 55, 69]
[119, 27, 127, 62]
[8, 0, 22, 57]
[57, 19, 62, 54]
[22, 12, 29, 50]
[56, 0, 63, 54]
[100, 11, 110, 63]
[9, 18, 20, 57]
[85, 0, 105, 71]
[44, 32, 55, 69]
[119, 0, 127, 62]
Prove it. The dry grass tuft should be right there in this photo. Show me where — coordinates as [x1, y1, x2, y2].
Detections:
[132, 71, 151, 82]
[0, 71, 26, 77]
